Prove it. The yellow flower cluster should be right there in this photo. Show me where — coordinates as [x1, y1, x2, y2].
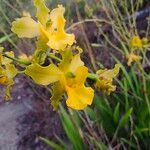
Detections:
[130, 36, 142, 48]
[95, 64, 120, 95]
[127, 53, 142, 66]
[11, 2, 75, 51]
[25, 49, 94, 110]
[0, 48, 18, 99]
[127, 36, 149, 66]
[8, 0, 120, 110]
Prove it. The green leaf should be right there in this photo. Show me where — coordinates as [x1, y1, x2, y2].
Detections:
[119, 108, 133, 128]
[121, 138, 137, 148]
[0, 34, 14, 43]
[60, 105, 84, 150]
[94, 140, 108, 150]
[39, 137, 65, 150]
[113, 56, 136, 94]
[94, 96, 116, 135]
[113, 103, 120, 123]
[131, 66, 141, 95]
[85, 107, 95, 120]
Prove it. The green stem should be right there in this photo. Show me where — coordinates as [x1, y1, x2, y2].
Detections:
[87, 73, 98, 81]
[3, 52, 99, 81]
[3, 54, 31, 65]
[47, 53, 61, 62]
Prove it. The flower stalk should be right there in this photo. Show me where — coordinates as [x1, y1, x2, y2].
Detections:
[2, 53, 31, 65]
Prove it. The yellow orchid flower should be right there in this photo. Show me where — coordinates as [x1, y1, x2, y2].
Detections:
[0, 51, 18, 100]
[130, 36, 142, 48]
[95, 64, 120, 95]
[11, 0, 50, 38]
[11, 0, 75, 50]
[25, 49, 94, 110]
[127, 53, 142, 66]
[130, 36, 149, 49]
[46, 5, 75, 50]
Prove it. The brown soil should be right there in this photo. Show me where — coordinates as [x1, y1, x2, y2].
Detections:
[0, 75, 63, 150]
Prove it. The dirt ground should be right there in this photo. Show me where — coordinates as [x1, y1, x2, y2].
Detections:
[0, 75, 63, 150]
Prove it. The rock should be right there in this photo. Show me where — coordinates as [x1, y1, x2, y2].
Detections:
[0, 75, 63, 150]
